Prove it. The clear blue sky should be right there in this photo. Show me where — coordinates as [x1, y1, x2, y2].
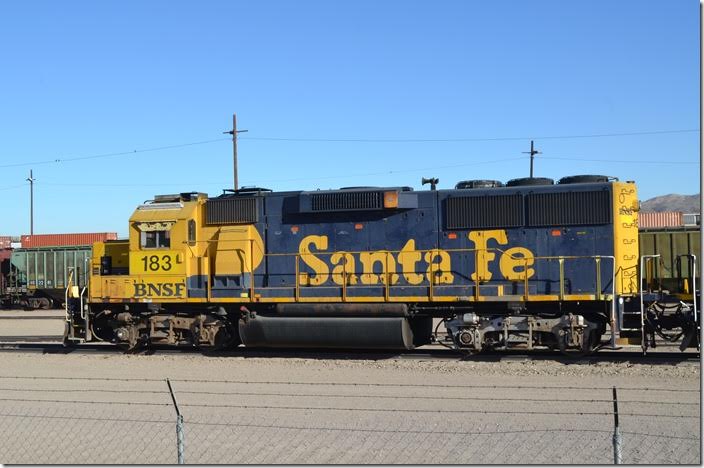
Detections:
[0, 0, 699, 237]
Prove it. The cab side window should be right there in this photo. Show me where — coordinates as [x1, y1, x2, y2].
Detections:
[141, 230, 170, 249]
[188, 220, 196, 246]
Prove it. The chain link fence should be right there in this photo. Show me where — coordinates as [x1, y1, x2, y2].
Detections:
[0, 376, 698, 464]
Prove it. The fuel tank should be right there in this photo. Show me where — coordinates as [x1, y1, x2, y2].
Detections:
[239, 313, 432, 350]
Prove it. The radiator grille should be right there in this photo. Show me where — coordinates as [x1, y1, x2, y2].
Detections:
[205, 198, 258, 225]
[526, 190, 611, 226]
[446, 194, 523, 229]
[310, 191, 383, 212]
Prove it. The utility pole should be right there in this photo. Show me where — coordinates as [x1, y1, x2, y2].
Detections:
[522, 140, 541, 178]
[26, 170, 36, 235]
[223, 113, 248, 191]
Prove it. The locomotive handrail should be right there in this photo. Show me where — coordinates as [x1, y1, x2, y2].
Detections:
[223, 247, 620, 264]
[64, 268, 74, 323]
[676, 254, 697, 324]
[429, 252, 435, 301]
[82, 256, 90, 321]
[639, 255, 661, 354]
[226, 244, 617, 263]
[206, 256, 212, 303]
[294, 256, 300, 301]
[80, 284, 85, 320]
[691, 255, 697, 323]
[600, 256, 617, 348]
[214, 244, 617, 305]
[523, 256, 529, 300]
[474, 249, 479, 301]
[231, 244, 618, 261]
[250, 239, 255, 300]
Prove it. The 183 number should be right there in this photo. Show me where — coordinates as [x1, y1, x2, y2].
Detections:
[140, 255, 172, 272]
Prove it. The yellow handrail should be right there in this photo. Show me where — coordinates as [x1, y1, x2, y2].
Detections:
[206, 245, 615, 302]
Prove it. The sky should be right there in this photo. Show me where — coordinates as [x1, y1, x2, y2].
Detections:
[0, 0, 699, 237]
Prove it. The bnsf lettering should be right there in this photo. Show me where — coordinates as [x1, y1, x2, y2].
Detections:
[133, 282, 185, 298]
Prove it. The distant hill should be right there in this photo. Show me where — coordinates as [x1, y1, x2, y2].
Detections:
[641, 194, 700, 213]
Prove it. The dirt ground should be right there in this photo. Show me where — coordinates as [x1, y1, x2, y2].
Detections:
[0, 309, 65, 338]
[0, 310, 700, 464]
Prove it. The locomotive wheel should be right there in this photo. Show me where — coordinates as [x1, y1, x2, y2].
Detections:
[116, 333, 149, 354]
[557, 341, 595, 359]
[197, 320, 240, 353]
[557, 330, 597, 359]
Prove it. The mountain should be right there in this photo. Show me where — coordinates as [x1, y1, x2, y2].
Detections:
[640, 194, 700, 213]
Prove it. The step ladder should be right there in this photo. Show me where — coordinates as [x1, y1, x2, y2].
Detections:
[63, 267, 90, 345]
[635, 254, 699, 354]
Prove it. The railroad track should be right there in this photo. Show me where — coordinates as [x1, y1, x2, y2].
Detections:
[0, 339, 698, 364]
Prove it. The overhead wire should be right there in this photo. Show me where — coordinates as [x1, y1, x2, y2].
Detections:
[0, 184, 28, 191]
[0, 127, 696, 192]
[0, 127, 697, 170]
[239, 128, 700, 143]
[32, 156, 527, 189]
[541, 156, 698, 165]
[0, 138, 230, 169]
[11, 152, 697, 192]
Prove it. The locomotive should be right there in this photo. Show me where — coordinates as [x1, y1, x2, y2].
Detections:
[63, 175, 699, 354]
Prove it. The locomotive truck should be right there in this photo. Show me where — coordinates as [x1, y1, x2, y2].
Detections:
[63, 175, 699, 355]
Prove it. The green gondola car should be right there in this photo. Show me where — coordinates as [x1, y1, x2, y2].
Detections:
[3, 245, 91, 309]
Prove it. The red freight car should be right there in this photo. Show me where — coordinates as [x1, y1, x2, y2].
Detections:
[638, 212, 683, 229]
[20, 232, 117, 248]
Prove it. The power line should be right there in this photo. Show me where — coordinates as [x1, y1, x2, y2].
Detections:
[541, 156, 698, 165]
[0, 183, 28, 191]
[239, 128, 700, 143]
[0, 138, 230, 169]
[19, 153, 697, 192]
[0, 128, 697, 170]
[25, 157, 525, 189]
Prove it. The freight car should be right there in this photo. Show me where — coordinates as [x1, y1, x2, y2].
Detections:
[634, 225, 700, 352]
[1, 246, 91, 309]
[0, 233, 116, 309]
[639, 226, 700, 292]
[63, 175, 699, 355]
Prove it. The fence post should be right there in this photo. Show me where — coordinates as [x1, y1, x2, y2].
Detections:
[167, 379, 185, 464]
[612, 386, 622, 464]
[176, 414, 185, 464]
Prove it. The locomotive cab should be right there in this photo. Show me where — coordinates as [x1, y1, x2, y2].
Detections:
[76, 192, 248, 349]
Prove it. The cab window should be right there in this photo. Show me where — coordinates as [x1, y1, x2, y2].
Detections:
[188, 219, 196, 246]
[141, 230, 170, 249]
